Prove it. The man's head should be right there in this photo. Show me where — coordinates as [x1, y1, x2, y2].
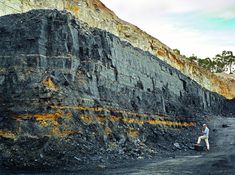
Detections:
[203, 124, 207, 128]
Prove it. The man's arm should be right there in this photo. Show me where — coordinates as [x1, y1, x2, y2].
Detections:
[202, 129, 206, 135]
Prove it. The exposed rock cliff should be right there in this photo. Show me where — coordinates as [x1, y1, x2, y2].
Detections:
[0, 10, 233, 169]
[0, 0, 235, 99]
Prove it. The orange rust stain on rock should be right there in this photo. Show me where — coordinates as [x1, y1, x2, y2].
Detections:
[79, 113, 195, 128]
[123, 117, 144, 125]
[147, 119, 195, 127]
[34, 111, 61, 121]
[50, 127, 81, 137]
[97, 115, 106, 123]
[16, 110, 72, 127]
[16, 110, 63, 121]
[109, 115, 121, 122]
[42, 77, 57, 91]
[104, 127, 112, 135]
[97, 115, 121, 123]
[156, 49, 166, 58]
[0, 130, 16, 139]
[52, 105, 195, 127]
[80, 114, 93, 124]
[16, 110, 75, 138]
[127, 128, 139, 139]
[64, 0, 79, 15]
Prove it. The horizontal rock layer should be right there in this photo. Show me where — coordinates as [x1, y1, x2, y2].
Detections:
[0, 10, 234, 169]
[0, 0, 234, 99]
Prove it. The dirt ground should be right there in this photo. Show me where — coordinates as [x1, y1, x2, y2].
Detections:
[94, 117, 235, 175]
[1, 116, 235, 175]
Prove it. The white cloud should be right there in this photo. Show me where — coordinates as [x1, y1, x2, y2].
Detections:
[101, 0, 235, 18]
[216, 10, 235, 19]
[100, 0, 235, 58]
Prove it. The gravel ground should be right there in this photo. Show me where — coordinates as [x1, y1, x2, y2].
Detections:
[1, 116, 234, 175]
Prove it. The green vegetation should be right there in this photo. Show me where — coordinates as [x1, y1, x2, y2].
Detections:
[173, 49, 235, 74]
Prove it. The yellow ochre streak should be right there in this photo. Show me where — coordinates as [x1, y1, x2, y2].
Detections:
[81, 114, 195, 127]
[9, 105, 195, 139]
[50, 105, 195, 127]
[0, 130, 16, 139]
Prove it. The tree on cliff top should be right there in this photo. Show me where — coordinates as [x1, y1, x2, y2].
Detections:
[197, 57, 216, 72]
[214, 51, 235, 74]
[174, 49, 235, 74]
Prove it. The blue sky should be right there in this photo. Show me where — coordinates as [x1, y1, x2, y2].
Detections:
[100, 0, 235, 58]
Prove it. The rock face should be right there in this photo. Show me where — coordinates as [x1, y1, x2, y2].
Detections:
[1, 0, 235, 100]
[0, 10, 234, 169]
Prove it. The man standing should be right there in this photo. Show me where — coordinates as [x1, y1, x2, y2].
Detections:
[196, 124, 210, 151]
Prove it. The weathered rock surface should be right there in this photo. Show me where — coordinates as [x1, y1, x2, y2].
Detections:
[0, 10, 234, 170]
[0, 0, 235, 99]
